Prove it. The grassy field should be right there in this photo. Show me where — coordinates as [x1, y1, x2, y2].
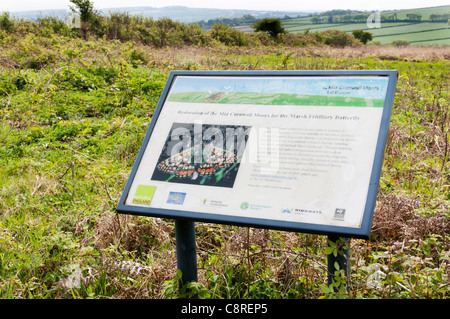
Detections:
[0, 32, 449, 299]
[283, 20, 450, 45]
[259, 5, 450, 45]
[385, 5, 450, 20]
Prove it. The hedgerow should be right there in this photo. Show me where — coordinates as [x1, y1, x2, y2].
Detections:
[0, 12, 363, 48]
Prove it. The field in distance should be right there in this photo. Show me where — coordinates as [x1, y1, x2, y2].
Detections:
[239, 5, 450, 45]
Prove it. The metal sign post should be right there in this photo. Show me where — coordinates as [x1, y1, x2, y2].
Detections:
[327, 236, 350, 292]
[175, 220, 198, 298]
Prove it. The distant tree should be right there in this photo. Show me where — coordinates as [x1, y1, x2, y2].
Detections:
[352, 30, 373, 44]
[341, 14, 353, 23]
[353, 13, 369, 23]
[69, 0, 95, 22]
[430, 13, 450, 22]
[311, 16, 321, 24]
[406, 13, 422, 22]
[391, 40, 410, 46]
[252, 18, 286, 38]
[69, 0, 98, 39]
[0, 12, 15, 33]
[381, 13, 398, 22]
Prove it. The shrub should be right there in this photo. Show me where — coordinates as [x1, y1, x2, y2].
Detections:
[319, 30, 360, 47]
[178, 24, 209, 46]
[37, 17, 71, 37]
[7, 34, 57, 69]
[352, 30, 373, 44]
[248, 32, 273, 46]
[253, 18, 286, 38]
[279, 33, 321, 47]
[209, 24, 248, 46]
[129, 49, 147, 67]
[0, 74, 17, 96]
[391, 40, 410, 46]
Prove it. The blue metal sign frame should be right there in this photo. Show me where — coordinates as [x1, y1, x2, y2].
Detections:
[117, 70, 397, 239]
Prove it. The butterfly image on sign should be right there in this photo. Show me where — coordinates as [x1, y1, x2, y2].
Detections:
[156, 143, 237, 179]
[151, 123, 251, 188]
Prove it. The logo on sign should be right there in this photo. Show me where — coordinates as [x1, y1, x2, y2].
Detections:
[334, 208, 346, 220]
[167, 192, 186, 205]
[240, 202, 249, 210]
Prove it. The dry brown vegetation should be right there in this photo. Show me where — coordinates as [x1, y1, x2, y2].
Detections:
[134, 45, 450, 67]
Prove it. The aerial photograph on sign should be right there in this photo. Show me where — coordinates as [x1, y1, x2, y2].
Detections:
[168, 75, 388, 107]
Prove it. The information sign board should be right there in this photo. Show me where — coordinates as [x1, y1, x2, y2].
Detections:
[117, 70, 397, 239]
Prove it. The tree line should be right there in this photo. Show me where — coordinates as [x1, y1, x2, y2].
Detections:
[0, 0, 370, 49]
[310, 12, 450, 24]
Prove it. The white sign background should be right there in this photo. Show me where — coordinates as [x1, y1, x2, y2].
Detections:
[123, 75, 391, 230]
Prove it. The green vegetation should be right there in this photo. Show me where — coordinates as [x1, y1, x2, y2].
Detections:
[252, 18, 286, 38]
[195, 5, 450, 46]
[282, 20, 450, 45]
[0, 5, 449, 299]
[281, 6, 450, 45]
[196, 14, 259, 30]
[0, 10, 355, 48]
[352, 30, 373, 45]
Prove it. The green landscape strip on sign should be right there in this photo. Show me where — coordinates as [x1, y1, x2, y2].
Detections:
[168, 91, 385, 107]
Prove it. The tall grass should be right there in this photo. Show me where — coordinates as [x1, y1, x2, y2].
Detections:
[0, 22, 449, 299]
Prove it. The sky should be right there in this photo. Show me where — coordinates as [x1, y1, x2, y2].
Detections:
[1, 0, 449, 13]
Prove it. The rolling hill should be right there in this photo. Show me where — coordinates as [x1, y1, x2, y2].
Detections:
[281, 5, 450, 45]
[3, 5, 449, 45]
[3, 6, 309, 24]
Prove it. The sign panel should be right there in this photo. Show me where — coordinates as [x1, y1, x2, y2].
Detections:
[117, 70, 397, 238]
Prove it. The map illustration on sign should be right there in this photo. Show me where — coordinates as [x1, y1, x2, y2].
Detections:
[168, 76, 387, 107]
[117, 71, 397, 239]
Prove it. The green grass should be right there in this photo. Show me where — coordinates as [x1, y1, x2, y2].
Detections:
[372, 24, 450, 44]
[283, 21, 450, 45]
[0, 32, 449, 299]
[384, 5, 450, 20]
